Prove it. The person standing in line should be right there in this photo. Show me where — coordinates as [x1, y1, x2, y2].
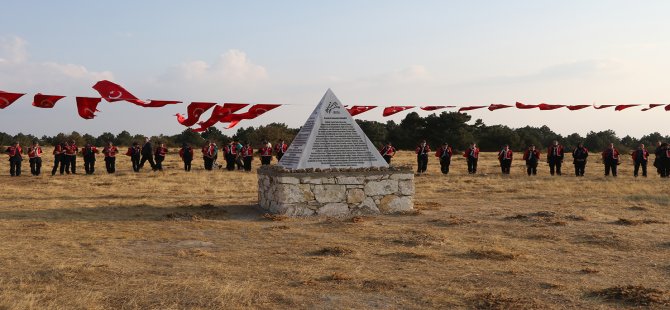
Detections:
[125, 142, 141, 172]
[498, 144, 513, 174]
[547, 140, 564, 176]
[274, 139, 288, 161]
[65, 140, 78, 174]
[602, 143, 620, 177]
[61, 141, 72, 174]
[28, 140, 43, 176]
[463, 143, 480, 174]
[259, 141, 273, 165]
[435, 142, 452, 175]
[81, 143, 99, 175]
[235, 140, 244, 170]
[139, 138, 156, 171]
[102, 141, 118, 174]
[52, 142, 64, 176]
[661, 142, 670, 178]
[631, 143, 649, 178]
[154, 142, 168, 171]
[202, 141, 215, 170]
[224, 141, 237, 171]
[572, 142, 589, 177]
[5, 142, 23, 176]
[379, 142, 397, 164]
[654, 141, 667, 177]
[523, 145, 541, 176]
[415, 140, 430, 174]
[241, 141, 254, 172]
[179, 143, 194, 172]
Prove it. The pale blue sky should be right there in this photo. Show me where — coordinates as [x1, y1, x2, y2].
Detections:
[1, 1, 669, 137]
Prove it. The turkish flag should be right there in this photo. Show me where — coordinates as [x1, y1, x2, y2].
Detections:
[347, 106, 377, 116]
[614, 104, 639, 111]
[458, 106, 486, 112]
[593, 105, 615, 109]
[177, 102, 217, 126]
[33, 93, 66, 108]
[192, 103, 249, 132]
[382, 106, 414, 117]
[566, 105, 591, 110]
[420, 106, 454, 111]
[76, 97, 102, 119]
[488, 104, 512, 111]
[223, 104, 281, 129]
[538, 103, 565, 110]
[641, 104, 663, 111]
[0, 91, 25, 109]
[92, 80, 145, 105]
[136, 100, 181, 108]
[516, 102, 539, 109]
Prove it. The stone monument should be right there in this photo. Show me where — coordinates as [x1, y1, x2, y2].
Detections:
[257, 89, 414, 216]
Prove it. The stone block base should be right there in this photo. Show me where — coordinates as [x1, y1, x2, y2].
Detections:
[257, 167, 414, 216]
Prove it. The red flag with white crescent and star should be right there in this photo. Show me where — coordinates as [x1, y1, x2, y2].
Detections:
[76, 97, 102, 119]
[346, 106, 377, 116]
[177, 102, 217, 126]
[593, 104, 615, 109]
[192, 103, 249, 132]
[222, 104, 282, 129]
[32, 93, 66, 108]
[92, 80, 146, 105]
[614, 104, 640, 111]
[135, 100, 182, 108]
[641, 104, 663, 111]
[0, 91, 25, 109]
[488, 104, 512, 111]
[420, 106, 454, 111]
[382, 106, 414, 117]
[516, 102, 539, 109]
[538, 103, 565, 110]
[458, 106, 486, 112]
[566, 105, 591, 111]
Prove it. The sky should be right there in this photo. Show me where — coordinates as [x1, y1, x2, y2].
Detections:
[1, 1, 670, 138]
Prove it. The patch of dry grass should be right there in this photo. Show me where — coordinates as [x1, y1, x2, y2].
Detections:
[0, 150, 669, 308]
[589, 285, 668, 306]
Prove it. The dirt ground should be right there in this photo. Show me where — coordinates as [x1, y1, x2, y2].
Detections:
[0, 149, 668, 309]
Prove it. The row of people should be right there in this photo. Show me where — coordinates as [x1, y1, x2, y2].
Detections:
[3, 139, 291, 176]
[399, 140, 670, 177]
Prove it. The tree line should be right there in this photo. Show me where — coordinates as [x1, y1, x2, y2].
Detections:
[1, 112, 667, 152]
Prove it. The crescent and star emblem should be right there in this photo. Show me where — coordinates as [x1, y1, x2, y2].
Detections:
[0, 97, 10, 107]
[108, 91, 123, 99]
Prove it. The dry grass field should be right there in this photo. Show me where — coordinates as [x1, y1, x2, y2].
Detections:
[0, 149, 669, 309]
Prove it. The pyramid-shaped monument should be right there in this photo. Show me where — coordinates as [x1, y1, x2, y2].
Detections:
[278, 89, 389, 170]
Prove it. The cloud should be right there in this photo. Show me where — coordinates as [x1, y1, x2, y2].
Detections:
[0, 35, 114, 91]
[161, 49, 268, 84]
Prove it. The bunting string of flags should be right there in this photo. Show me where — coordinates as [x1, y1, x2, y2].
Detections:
[1, 80, 670, 131]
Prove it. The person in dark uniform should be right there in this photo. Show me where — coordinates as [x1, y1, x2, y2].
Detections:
[139, 138, 156, 171]
[126, 142, 141, 172]
[572, 142, 589, 177]
[102, 141, 118, 173]
[154, 142, 168, 171]
[5, 142, 23, 176]
[547, 140, 564, 176]
[259, 141, 273, 165]
[234, 140, 244, 170]
[435, 142, 452, 174]
[28, 140, 43, 176]
[631, 143, 649, 177]
[661, 142, 670, 178]
[523, 145, 541, 176]
[463, 143, 479, 174]
[415, 140, 430, 174]
[179, 143, 194, 171]
[241, 142, 254, 171]
[274, 140, 288, 161]
[65, 140, 78, 174]
[202, 141, 215, 170]
[379, 142, 397, 164]
[52, 142, 64, 176]
[498, 144, 513, 174]
[81, 143, 99, 175]
[654, 142, 667, 177]
[601, 143, 620, 177]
